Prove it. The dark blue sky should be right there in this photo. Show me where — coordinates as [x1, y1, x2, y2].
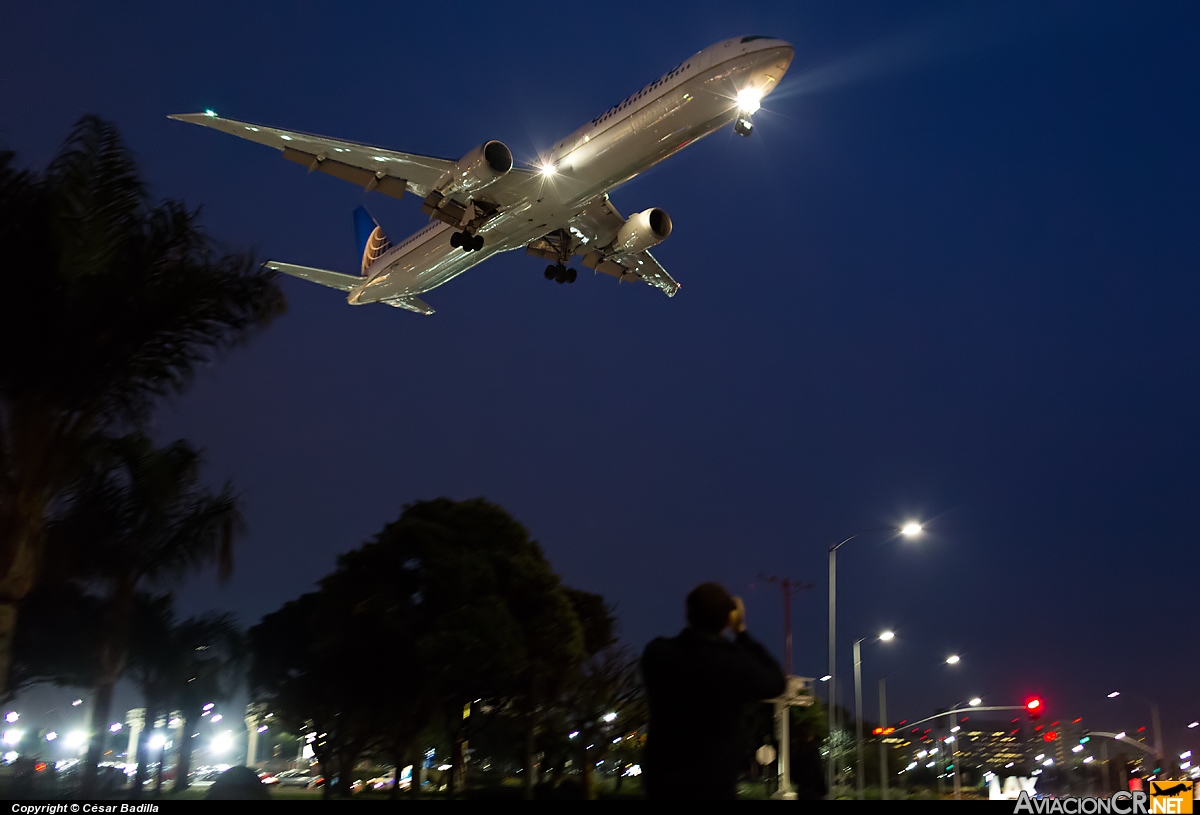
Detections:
[5, 1, 1198, 749]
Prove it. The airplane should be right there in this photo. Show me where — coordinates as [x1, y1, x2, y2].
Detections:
[171, 36, 793, 315]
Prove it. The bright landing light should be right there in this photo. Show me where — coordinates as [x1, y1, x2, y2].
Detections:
[539, 161, 556, 177]
[735, 88, 763, 114]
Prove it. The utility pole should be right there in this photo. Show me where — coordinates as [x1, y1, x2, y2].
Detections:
[759, 575, 811, 675]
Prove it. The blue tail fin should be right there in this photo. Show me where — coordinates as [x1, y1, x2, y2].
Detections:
[353, 206, 391, 275]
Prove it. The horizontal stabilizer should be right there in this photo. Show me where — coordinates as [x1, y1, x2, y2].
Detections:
[263, 261, 362, 292]
[380, 295, 435, 315]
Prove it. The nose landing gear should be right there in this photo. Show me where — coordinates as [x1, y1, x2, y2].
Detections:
[734, 112, 754, 137]
[544, 264, 577, 284]
[450, 231, 484, 252]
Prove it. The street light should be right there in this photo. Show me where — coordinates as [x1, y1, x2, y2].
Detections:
[1107, 691, 1163, 760]
[827, 522, 923, 798]
[946, 655, 961, 665]
[854, 631, 895, 799]
[969, 698, 982, 707]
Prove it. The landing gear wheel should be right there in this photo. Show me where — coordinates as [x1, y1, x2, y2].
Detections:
[450, 231, 463, 248]
[566, 267, 577, 283]
[554, 264, 567, 284]
[544, 265, 556, 280]
[472, 234, 484, 252]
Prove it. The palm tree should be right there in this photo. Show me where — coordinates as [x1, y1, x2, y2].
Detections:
[127, 595, 240, 798]
[0, 116, 284, 696]
[52, 433, 243, 797]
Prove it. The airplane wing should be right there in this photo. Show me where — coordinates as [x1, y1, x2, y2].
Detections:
[170, 112, 458, 199]
[556, 197, 681, 297]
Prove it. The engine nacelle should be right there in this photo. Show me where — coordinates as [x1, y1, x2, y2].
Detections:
[441, 140, 513, 198]
[610, 208, 673, 256]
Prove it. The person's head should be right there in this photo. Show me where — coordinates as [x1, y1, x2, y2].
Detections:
[686, 582, 736, 634]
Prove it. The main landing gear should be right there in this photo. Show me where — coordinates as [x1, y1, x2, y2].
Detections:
[544, 263, 577, 284]
[450, 231, 484, 252]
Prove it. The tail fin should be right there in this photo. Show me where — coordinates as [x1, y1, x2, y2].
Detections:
[354, 206, 391, 275]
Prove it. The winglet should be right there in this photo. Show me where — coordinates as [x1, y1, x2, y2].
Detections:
[353, 206, 390, 275]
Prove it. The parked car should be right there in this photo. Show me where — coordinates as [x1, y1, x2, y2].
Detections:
[272, 768, 319, 788]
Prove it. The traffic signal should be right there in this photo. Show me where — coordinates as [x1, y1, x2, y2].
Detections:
[1026, 698, 1043, 720]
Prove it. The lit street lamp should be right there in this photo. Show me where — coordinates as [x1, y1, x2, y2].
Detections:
[1107, 691, 1163, 760]
[854, 631, 895, 799]
[826, 522, 923, 798]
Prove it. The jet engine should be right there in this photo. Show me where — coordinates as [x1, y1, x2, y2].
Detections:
[610, 208, 673, 255]
[441, 140, 513, 198]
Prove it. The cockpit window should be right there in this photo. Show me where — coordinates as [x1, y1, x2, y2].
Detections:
[740, 35, 772, 43]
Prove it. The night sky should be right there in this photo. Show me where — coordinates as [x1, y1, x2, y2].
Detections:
[4, 1, 1198, 750]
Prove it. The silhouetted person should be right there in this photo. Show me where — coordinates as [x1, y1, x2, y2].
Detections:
[641, 582, 786, 800]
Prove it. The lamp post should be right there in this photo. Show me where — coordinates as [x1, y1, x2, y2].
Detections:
[827, 522, 922, 799]
[853, 631, 894, 799]
[1107, 692, 1164, 763]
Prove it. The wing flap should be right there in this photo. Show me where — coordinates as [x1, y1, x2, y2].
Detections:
[170, 113, 457, 197]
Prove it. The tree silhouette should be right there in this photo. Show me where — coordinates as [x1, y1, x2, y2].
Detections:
[51, 433, 242, 796]
[0, 115, 283, 697]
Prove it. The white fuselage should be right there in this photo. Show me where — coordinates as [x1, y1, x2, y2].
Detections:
[349, 37, 793, 305]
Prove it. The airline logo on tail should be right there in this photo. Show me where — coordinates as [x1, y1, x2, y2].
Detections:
[353, 206, 390, 275]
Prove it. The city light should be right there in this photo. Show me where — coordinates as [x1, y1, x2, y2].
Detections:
[71, 700, 82, 707]
[879, 630, 895, 642]
[149, 734, 166, 751]
[945, 654, 960, 665]
[65, 732, 86, 749]
[568, 731, 579, 739]
[1190, 722, 1199, 729]
[211, 714, 223, 723]
[602, 712, 617, 723]
[109, 723, 121, 733]
[210, 731, 233, 754]
[1084, 756, 1094, 764]
[819, 675, 832, 682]
[969, 698, 982, 706]
[1107, 691, 1120, 698]
[901, 522, 923, 537]
[1072, 745, 1084, 753]
[1115, 731, 1126, 740]
[257, 725, 268, 733]
[4, 712, 17, 724]
[203, 703, 214, 712]
[1182, 751, 1192, 760]
[45, 732, 57, 742]
[3, 752, 16, 763]
[2, 730, 21, 745]
[950, 726, 961, 733]
[1043, 758, 1054, 766]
